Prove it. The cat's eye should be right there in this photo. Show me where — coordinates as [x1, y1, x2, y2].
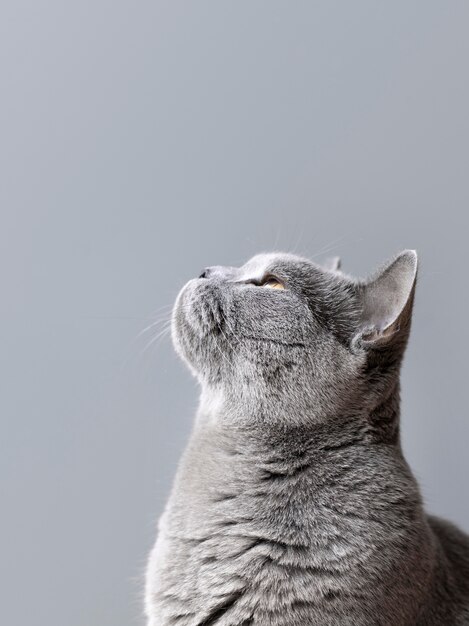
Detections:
[260, 276, 285, 290]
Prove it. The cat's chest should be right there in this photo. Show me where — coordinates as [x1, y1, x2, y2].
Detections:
[152, 505, 376, 626]
[149, 440, 426, 625]
[153, 522, 425, 626]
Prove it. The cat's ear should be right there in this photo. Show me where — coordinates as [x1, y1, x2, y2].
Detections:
[354, 250, 418, 348]
[322, 256, 341, 272]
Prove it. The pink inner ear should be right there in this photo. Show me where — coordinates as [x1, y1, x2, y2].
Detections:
[359, 250, 417, 342]
[362, 321, 401, 343]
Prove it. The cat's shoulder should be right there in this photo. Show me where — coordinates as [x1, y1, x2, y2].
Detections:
[428, 513, 469, 579]
[428, 514, 469, 550]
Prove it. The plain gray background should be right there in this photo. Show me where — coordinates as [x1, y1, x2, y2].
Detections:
[1, 2, 468, 625]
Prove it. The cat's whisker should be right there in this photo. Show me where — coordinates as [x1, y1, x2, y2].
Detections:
[79, 314, 159, 320]
[217, 320, 237, 352]
[212, 337, 232, 369]
[140, 324, 173, 356]
[309, 236, 349, 260]
[218, 310, 240, 350]
[135, 315, 173, 340]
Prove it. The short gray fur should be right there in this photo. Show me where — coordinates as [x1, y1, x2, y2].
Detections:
[146, 251, 469, 625]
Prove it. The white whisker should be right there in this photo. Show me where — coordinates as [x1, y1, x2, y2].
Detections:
[141, 324, 173, 356]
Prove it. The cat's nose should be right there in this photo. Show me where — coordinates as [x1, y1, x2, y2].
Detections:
[199, 267, 212, 279]
[198, 266, 225, 279]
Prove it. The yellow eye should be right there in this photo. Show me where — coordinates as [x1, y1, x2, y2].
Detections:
[261, 276, 285, 290]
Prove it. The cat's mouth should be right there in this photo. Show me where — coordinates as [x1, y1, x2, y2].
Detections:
[171, 278, 235, 373]
[180, 279, 227, 337]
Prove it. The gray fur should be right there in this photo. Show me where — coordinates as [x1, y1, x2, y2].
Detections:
[145, 250, 469, 625]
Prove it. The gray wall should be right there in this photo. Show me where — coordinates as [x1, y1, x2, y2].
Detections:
[1, 2, 468, 625]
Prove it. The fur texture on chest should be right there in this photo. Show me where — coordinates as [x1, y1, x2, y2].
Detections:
[146, 428, 436, 626]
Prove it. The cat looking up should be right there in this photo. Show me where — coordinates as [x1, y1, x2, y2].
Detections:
[146, 250, 469, 626]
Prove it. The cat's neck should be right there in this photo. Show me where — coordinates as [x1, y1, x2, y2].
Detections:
[186, 383, 427, 534]
[169, 412, 436, 626]
[197, 379, 402, 444]
[189, 400, 419, 517]
[176, 409, 433, 596]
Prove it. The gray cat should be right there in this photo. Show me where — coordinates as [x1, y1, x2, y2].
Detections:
[145, 250, 469, 625]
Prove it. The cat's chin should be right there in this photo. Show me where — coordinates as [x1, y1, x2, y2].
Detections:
[170, 279, 200, 373]
[171, 278, 232, 383]
[197, 386, 226, 425]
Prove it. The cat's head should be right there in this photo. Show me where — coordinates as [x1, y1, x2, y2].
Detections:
[172, 250, 417, 429]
